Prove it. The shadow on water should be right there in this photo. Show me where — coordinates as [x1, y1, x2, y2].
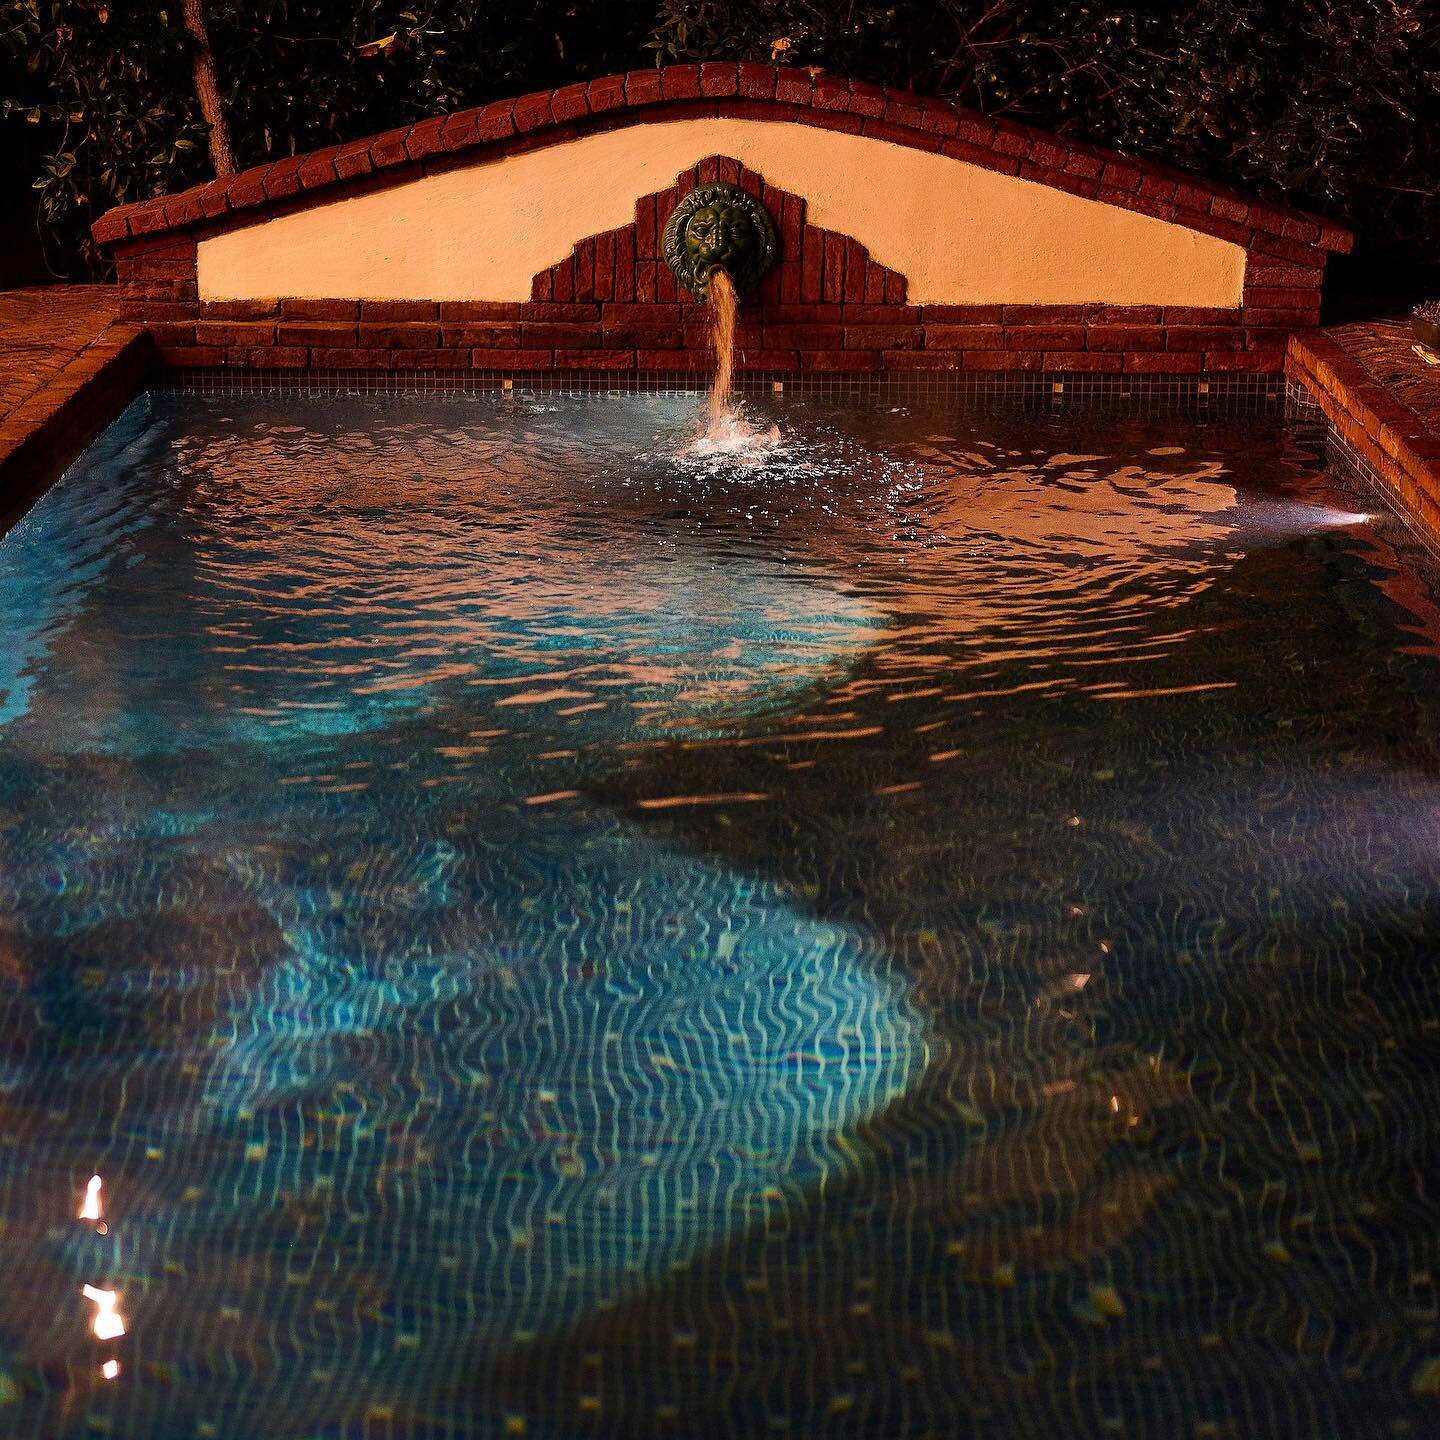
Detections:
[454, 519, 1440, 1437]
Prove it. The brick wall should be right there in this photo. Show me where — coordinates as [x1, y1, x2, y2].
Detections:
[100, 66, 1351, 379]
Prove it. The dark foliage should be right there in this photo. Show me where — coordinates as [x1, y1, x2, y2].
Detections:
[2, 0, 1436, 294]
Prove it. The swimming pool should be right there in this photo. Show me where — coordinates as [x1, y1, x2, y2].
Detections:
[1, 391, 1437, 1438]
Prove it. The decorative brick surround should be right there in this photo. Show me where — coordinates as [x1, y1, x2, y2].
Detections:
[95, 66, 1352, 378]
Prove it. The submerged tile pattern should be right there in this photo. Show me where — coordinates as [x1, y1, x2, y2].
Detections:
[1, 392, 1439, 1438]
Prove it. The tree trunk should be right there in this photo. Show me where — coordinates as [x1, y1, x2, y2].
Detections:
[181, 0, 236, 177]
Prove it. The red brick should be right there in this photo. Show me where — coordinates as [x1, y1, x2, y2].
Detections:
[438, 113, 481, 152]
[440, 324, 522, 347]
[600, 303, 681, 324]
[276, 322, 357, 347]
[438, 301, 521, 322]
[660, 65, 701, 100]
[470, 348, 544, 370]
[148, 322, 197, 347]
[476, 99, 517, 140]
[1021, 161, 1099, 199]
[280, 298, 358, 321]
[1248, 232, 1326, 266]
[204, 298, 280, 319]
[625, 69, 664, 106]
[844, 325, 920, 349]
[360, 300, 438, 322]
[1209, 193, 1249, 224]
[635, 349, 708, 371]
[1006, 326, 1086, 350]
[1205, 351, 1283, 372]
[1243, 308, 1321, 328]
[356, 324, 440, 348]
[236, 346, 308, 368]
[1044, 351, 1122, 372]
[368, 128, 412, 168]
[1166, 326, 1245, 351]
[804, 350, 882, 372]
[883, 351, 962, 370]
[1085, 305, 1160, 325]
[925, 325, 1003, 351]
[550, 83, 590, 124]
[961, 351, 1044, 371]
[521, 322, 604, 346]
[309, 348, 391, 368]
[1244, 328, 1294, 350]
[734, 348, 802, 370]
[1088, 326, 1164, 352]
[195, 320, 276, 346]
[389, 348, 473, 369]
[512, 92, 554, 133]
[525, 303, 602, 324]
[1064, 149, 1106, 181]
[586, 76, 626, 114]
[1100, 160, 1142, 192]
[764, 324, 844, 349]
[554, 348, 635, 369]
[1245, 264, 1323, 288]
[404, 117, 448, 162]
[921, 305, 1003, 325]
[225, 166, 273, 210]
[120, 299, 198, 322]
[1137, 172, 1177, 202]
[1242, 286, 1321, 309]
[737, 64, 777, 100]
[1123, 351, 1201, 373]
[812, 75, 851, 111]
[603, 325, 682, 348]
[774, 69, 813, 106]
[700, 62, 738, 97]
[155, 346, 225, 367]
[943, 137, 1018, 173]
[1161, 306, 1238, 326]
[847, 80, 888, 120]
[842, 304, 915, 324]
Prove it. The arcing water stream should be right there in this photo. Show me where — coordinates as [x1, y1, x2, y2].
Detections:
[706, 267, 739, 432]
[690, 266, 782, 459]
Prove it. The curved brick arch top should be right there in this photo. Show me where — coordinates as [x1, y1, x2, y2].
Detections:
[96, 66, 1352, 377]
[93, 66, 1350, 257]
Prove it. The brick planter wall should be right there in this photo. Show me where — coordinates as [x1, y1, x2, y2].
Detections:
[96, 66, 1352, 380]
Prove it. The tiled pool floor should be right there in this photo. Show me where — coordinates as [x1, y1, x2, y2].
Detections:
[0, 393, 1437, 1438]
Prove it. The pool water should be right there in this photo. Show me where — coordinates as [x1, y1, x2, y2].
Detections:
[1, 393, 1438, 1438]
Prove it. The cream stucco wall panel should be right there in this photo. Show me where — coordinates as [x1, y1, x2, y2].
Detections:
[196, 119, 1247, 306]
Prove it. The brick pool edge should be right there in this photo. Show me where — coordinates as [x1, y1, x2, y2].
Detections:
[1286, 333, 1440, 542]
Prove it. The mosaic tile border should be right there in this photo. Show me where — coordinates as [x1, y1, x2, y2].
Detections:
[157, 367, 1283, 418]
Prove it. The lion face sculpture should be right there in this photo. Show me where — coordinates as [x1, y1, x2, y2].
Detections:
[662, 181, 779, 301]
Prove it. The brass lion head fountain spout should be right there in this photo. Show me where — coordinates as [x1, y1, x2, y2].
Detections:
[662, 182, 779, 302]
[663, 182, 780, 437]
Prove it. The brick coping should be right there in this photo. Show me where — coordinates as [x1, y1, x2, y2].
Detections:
[1287, 331, 1440, 535]
[0, 287, 153, 533]
[92, 66, 1352, 258]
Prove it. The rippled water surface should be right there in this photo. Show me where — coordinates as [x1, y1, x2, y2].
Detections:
[2, 392, 1439, 1439]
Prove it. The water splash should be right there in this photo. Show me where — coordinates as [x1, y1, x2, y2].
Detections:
[687, 267, 782, 462]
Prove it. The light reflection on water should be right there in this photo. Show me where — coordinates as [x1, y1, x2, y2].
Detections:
[0, 392, 1438, 1438]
